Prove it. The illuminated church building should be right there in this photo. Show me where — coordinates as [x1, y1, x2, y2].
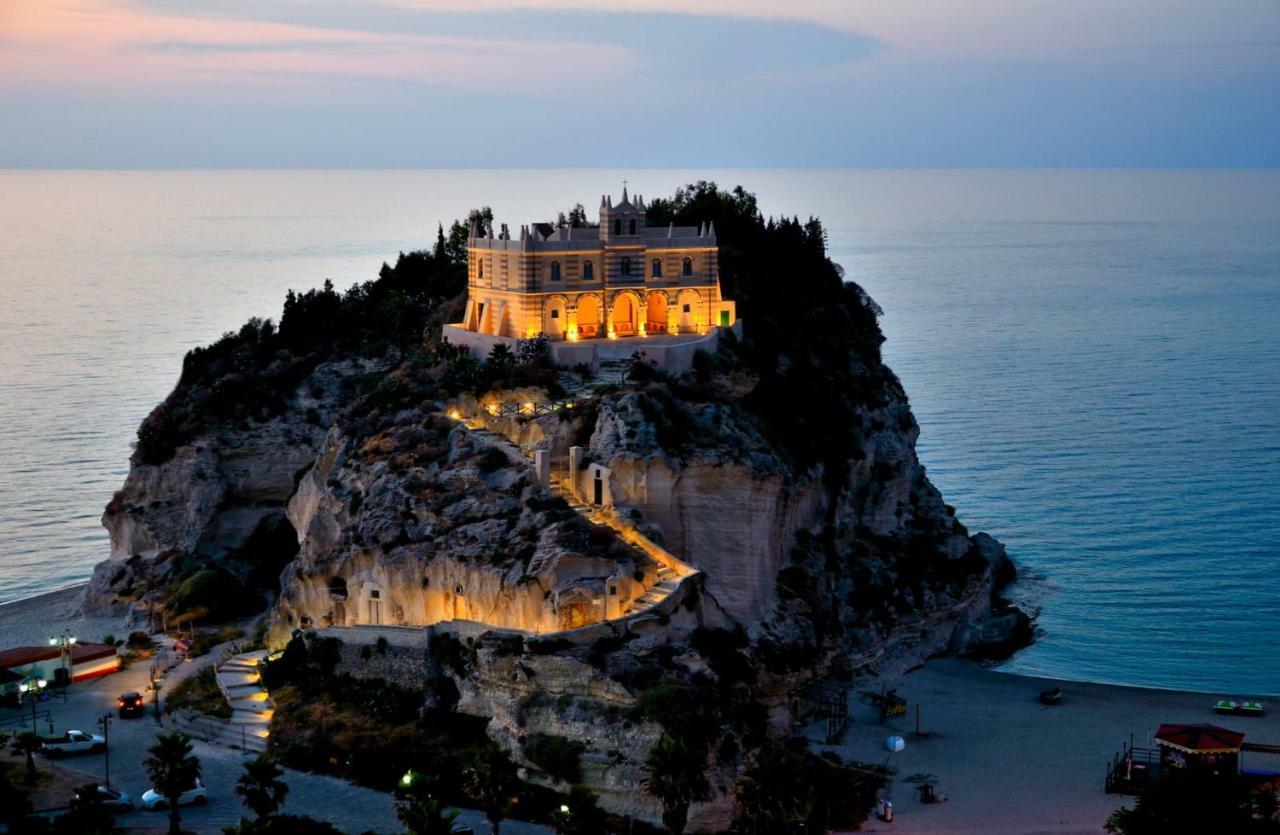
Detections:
[455, 190, 736, 348]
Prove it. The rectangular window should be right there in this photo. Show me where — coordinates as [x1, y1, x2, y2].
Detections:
[551, 309, 560, 319]
[683, 303, 691, 313]
[720, 310, 730, 326]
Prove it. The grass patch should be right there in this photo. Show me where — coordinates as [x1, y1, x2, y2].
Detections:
[165, 666, 232, 719]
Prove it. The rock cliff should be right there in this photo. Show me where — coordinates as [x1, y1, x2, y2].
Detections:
[88, 185, 1027, 831]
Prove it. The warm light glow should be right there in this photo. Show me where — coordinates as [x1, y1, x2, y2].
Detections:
[485, 403, 499, 416]
[521, 402, 535, 414]
[402, 772, 414, 787]
[560, 804, 570, 814]
[250, 692, 269, 701]
[448, 408, 462, 421]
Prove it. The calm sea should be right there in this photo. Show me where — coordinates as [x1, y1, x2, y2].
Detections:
[1, 170, 1277, 694]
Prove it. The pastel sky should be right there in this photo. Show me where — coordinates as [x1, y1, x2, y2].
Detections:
[1, 0, 1277, 167]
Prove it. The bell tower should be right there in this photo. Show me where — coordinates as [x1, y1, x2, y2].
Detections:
[599, 186, 646, 244]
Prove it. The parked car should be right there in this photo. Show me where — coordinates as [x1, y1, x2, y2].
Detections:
[39, 730, 105, 757]
[117, 691, 145, 717]
[90, 785, 134, 811]
[141, 779, 207, 810]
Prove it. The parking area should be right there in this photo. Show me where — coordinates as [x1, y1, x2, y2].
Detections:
[1, 647, 548, 834]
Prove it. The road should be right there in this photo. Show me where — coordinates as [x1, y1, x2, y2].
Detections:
[0, 645, 550, 834]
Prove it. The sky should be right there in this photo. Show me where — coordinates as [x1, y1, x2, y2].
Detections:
[0, 0, 1277, 168]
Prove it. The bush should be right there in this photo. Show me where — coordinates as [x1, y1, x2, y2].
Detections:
[165, 667, 231, 719]
[126, 631, 155, 651]
[172, 568, 254, 621]
[522, 733, 585, 784]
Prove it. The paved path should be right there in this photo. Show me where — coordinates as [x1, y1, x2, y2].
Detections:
[0, 639, 550, 834]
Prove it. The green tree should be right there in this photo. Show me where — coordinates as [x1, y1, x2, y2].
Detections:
[643, 735, 711, 835]
[463, 742, 519, 835]
[734, 743, 811, 834]
[10, 731, 41, 781]
[236, 755, 289, 821]
[395, 771, 459, 835]
[551, 784, 607, 835]
[143, 731, 202, 835]
[54, 782, 116, 834]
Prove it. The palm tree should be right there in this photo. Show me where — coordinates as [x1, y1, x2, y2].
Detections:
[395, 772, 459, 835]
[463, 742, 519, 835]
[143, 731, 201, 835]
[236, 754, 289, 821]
[643, 736, 711, 835]
[734, 744, 812, 834]
[10, 730, 41, 781]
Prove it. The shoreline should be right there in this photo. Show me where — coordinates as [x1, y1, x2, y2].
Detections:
[0, 582, 131, 649]
[0, 584, 1273, 701]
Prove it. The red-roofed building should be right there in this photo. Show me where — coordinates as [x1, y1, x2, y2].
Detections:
[0, 642, 120, 685]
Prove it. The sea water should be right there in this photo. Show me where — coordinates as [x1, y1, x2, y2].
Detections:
[1, 169, 1276, 694]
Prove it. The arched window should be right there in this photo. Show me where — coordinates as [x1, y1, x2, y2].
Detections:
[628, 219, 636, 235]
[583, 260, 594, 280]
[682, 257, 694, 277]
[621, 257, 632, 276]
[652, 258, 662, 278]
[478, 260, 484, 279]
[613, 219, 621, 235]
[550, 260, 561, 281]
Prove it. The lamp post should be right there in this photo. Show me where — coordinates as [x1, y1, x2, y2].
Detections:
[49, 630, 77, 689]
[18, 677, 47, 731]
[97, 713, 112, 789]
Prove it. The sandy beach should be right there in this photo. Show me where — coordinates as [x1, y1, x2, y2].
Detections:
[0, 583, 129, 648]
[813, 657, 1280, 834]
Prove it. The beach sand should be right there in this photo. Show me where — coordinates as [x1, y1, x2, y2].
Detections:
[815, 657, 1280, 834]
[0, 584, 129, 648]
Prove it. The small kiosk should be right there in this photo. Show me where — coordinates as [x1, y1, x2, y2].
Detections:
[1154, 723, 1244, 779]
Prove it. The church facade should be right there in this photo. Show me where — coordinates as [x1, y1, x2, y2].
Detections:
[456, 190, 736, 343]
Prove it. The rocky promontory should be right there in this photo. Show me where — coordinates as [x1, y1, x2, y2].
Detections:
[86, 184, 1027, 831]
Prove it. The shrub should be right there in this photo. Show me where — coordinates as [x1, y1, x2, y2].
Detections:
[165, 667, 231, 719]
[522, 733, 585, 784]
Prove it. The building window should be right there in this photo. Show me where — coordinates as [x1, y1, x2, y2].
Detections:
[682, 257, 693, 277]
[628, 219, 636, 235]
[652, 258, 662, 278]
[550, 260, 561, 281]
[584, 260, 594, 280]
[621, 257, 632, 276]
[551, 309, 560, 319]
[613, 219, 621, 235]
[478, 261, 484, 279]
[370, 589, 380, 599]
[683, 303, 691, 313]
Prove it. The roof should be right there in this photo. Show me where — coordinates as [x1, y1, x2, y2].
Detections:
[1156, 723, 1245, 753]
[0, 642, 118, 670]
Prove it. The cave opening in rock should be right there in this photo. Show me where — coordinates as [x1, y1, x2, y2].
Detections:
[242, 510, 301, 593]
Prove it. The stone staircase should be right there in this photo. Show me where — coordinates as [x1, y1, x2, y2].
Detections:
[176, 649, 271, 754]
[455, 412, 698, 624]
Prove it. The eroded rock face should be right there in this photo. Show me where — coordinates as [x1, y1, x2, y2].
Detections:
[94, 297, 1020, 832]
[270, 412, 663, 646]
[84, 359, 378, 619]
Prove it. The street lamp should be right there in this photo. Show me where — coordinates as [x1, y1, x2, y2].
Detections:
[49, 630, 77, 688]
[97, 713, 113, 789]
[18, 677, 47, 731]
